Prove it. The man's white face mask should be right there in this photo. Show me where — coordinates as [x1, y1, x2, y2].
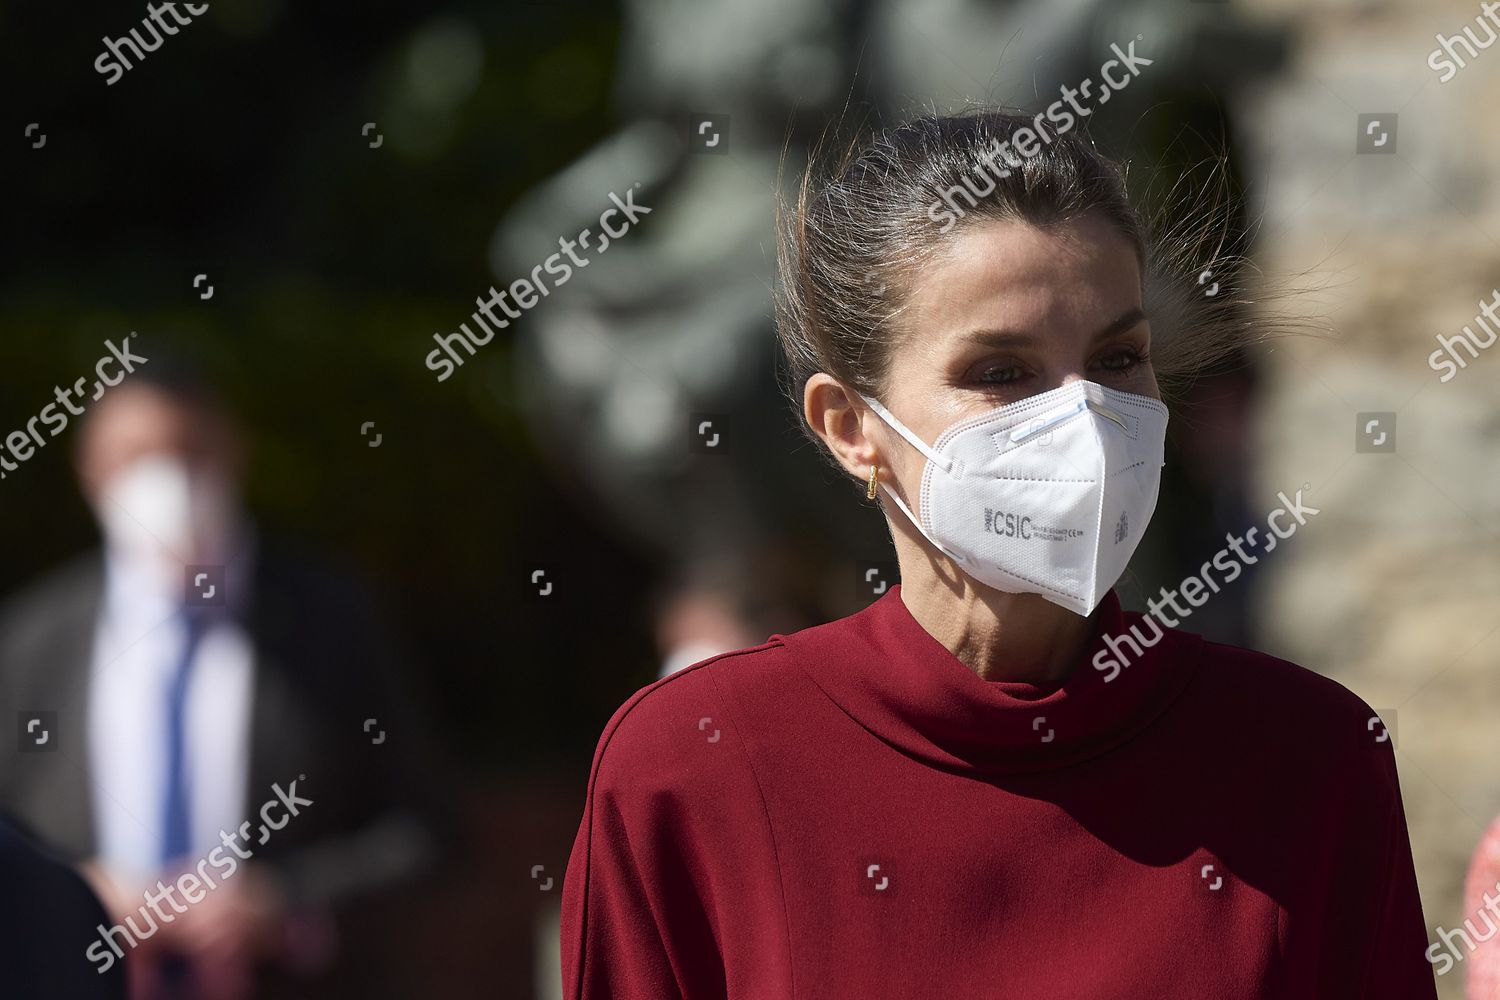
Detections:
[94, 453, 236, 585]
[859, 379, 1169, 616]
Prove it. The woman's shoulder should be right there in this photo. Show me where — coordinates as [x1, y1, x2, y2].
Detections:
[583, 637, 796, 796]
[1193, 633, 1377, 713]
[1184, 631, 1399, 775]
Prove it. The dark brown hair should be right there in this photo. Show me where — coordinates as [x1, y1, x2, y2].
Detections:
[775, 109, 1274, 463]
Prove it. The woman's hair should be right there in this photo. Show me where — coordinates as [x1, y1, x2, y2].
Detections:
[775, 109, 1284, 460]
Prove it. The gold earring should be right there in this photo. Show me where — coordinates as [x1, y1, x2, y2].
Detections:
[866, 463, 879, 500]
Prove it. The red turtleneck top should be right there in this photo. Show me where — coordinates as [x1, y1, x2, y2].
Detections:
[560, 585, 1436, 999]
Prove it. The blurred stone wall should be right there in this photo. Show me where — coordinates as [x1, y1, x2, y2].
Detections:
[1238, 0, 1500, 995]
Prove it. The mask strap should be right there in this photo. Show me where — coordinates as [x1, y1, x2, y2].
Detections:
[855, 393, 966, 563]
[872, 476, 965, 563]
[857, 393, 952, 472]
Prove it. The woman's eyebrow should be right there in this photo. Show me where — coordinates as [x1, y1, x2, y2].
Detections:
[959, 308, 1148, 349]
[960, 329, 1039, 349]
[1091, 307, 1148, 342]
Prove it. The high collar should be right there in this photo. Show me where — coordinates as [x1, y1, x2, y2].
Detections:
[785, 584, 1201, 774]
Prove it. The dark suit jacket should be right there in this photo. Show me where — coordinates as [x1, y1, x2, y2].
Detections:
[0, 537, 449, 916]
[0, 817, 126, 998]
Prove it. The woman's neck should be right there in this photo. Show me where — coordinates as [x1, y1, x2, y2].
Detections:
[897, 562, 1095, 686]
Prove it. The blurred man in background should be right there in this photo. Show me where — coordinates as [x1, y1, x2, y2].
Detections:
[0, 366, 446, 999]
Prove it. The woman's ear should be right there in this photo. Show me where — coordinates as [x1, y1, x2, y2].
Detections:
[805, 373, 879, 481]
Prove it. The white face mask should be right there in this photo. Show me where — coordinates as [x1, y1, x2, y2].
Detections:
[94, 453, 236, 584]
[859, 379, 1169, 616]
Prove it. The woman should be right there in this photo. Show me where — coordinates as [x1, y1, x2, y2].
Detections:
[1461, 814, 1500, 994]
[559, 112, 1435, 998]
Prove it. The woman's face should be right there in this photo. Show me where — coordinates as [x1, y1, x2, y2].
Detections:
[870, 213, 1157, 466]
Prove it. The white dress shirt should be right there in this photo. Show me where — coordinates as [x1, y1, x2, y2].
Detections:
[86, 534, 257, 882]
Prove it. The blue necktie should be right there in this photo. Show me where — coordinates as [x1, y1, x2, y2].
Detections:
[161, 608, 209, 865]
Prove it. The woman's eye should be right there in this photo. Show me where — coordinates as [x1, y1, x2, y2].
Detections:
[976, 364, 1025, 384]
[1098, 349, 1147, 373]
